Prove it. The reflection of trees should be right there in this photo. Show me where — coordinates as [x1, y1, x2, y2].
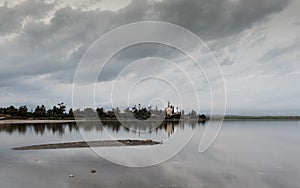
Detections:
[76, 121, 103, 132]
[0, 121, 206, 136]
[0, 124, 27, 134]
[33, 124, 46, 135]
[0, 123, 78, 136]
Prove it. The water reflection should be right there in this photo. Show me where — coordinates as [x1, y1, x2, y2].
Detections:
[0, 120, 205, 137]
[0, 123, 78, 136]
[0, 121, 299, 188]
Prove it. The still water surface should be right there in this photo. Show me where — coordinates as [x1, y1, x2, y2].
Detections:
[0, 120, 299, 188]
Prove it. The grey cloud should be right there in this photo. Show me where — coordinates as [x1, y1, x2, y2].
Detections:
[0, 0, 297, 114]
[0, 0, 290, 85]
[0, 1, 53, 35]
[255, 40, 300, 78]
[152, 0, 289, 40]
[292, 20, 300, 25]
[259, 41, 300, 62]
[221, 58, 234, 66]
[98, 43, 183, 82]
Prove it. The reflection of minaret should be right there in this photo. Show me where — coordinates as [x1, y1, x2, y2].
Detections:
[166, 102, 174, 116]
[166, 121, 174, 137]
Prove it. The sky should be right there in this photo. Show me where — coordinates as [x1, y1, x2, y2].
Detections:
[0, 0, 299, 115]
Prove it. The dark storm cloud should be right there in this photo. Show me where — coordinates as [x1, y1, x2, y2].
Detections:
[1, 0, 298, 113]
[97, 43, 183, 82]
[0, 0, 290, 85]
[149, 0, 289, 39]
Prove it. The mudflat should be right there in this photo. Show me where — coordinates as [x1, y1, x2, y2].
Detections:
[13, 139, 161, 150]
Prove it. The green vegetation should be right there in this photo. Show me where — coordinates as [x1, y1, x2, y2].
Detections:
[0, 103, 158, 120]
[224, 115, 300, 120]
[0, 103, 298, 120]
[0, 103, 73, 120]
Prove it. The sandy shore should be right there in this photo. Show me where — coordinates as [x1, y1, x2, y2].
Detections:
[13, 139, 161, 150]
[0, 119, 80, 125]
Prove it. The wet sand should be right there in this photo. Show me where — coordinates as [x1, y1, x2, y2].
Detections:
[13, 139, 161, 150]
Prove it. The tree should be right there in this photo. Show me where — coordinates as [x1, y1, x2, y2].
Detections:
[51, 103, 66, 117]
[18, 106, 28, 117]
[57, 102, 66, 116]
[7, 105, 18, 116]
[96, 107, 105, 118]
[199, 114, 206, 120]
[34, 105, 46, 117]
[47, 109, 53, 116]
[52, 106, 59, 116]
[68, 108, 74, 117]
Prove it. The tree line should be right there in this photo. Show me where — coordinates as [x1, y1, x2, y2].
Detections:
[0, 102, 73, 119]
[0, 102, 206, 120]
[0, 103, 163, 119]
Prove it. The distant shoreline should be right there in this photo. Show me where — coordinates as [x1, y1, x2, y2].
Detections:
[0, 119, 78, 124]
[223, 116, 300, 121]
[0, 116, 299, 125]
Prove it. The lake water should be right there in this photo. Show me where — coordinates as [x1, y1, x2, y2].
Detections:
[0, 120, 299, 188]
